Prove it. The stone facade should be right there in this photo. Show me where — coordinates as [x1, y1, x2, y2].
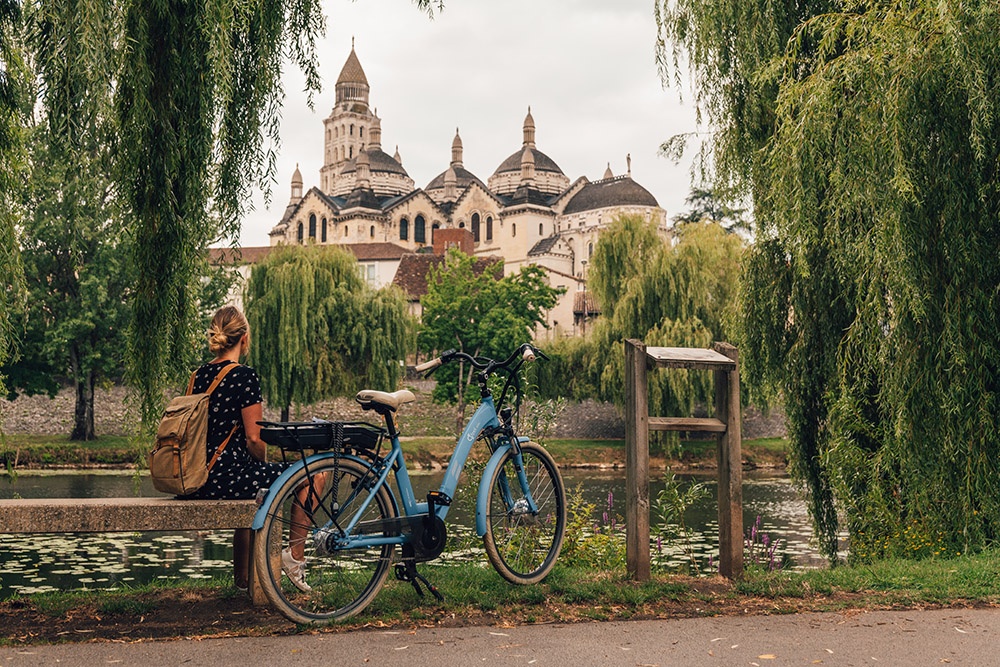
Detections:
[269, 46, 668, 338]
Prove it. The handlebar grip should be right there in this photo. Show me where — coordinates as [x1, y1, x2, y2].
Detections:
[415, 357, 443, 373]
[522, 347, 536, 362]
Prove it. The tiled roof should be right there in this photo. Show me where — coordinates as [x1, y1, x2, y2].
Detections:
[562, 175, 658, 215]
[528, 235, 561, 256]
[392, 253, 503, 300]
[336, 48, 368, 86]
[208, 246, 276, 265]
[573, 291, 601, 315]
[209, 243, 409, 266]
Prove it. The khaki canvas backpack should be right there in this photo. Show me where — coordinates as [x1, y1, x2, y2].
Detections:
[148, 363, 240, 495]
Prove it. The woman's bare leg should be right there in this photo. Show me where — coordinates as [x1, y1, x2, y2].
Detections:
[289, 472, 329, 561]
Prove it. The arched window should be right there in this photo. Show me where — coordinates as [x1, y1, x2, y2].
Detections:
[431, 222, 440, 244]
[344, 225, 349, 238]
[399, 218, 409, 241]
[539, 223, 544, 236]
[309, 214, 316, 239]
[334, 126, 339, 138]
[471, 213, 480, 242]
[512, 223, 516, 238]
[459, 222, 465, 228]
[297, 222, 303, 243]
[321, 218, 327, 242]
[350, 124, 355, 136]
[588, 242, 594, 258]
[414, 215, 426, 244]
[370, 225, 375, 238]
[349, 146, 353, 159]
[359, 126, 364, 138]
[486, 216, 493, 241]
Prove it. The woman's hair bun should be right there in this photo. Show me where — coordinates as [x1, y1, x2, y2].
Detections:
[207, 306, 249, 354]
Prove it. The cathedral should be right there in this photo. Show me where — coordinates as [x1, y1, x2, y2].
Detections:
[268, 46, 666, 337]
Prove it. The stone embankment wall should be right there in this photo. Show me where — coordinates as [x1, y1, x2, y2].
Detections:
[0, 382, 785, 441]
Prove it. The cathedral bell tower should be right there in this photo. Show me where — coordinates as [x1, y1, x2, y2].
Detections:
[321, 41, 376, 194]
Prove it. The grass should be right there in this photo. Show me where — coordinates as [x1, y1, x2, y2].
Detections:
[0, 434, 141, 467]
[3, 549, 999, 645]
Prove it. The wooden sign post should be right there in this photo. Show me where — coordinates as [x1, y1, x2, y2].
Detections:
[624, 339, 743, 580]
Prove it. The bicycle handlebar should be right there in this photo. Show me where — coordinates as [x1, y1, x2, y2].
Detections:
[417, 343, 546, 377]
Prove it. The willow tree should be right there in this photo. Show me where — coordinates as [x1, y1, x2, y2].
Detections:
[662, 0, 1000, 560]
[114, 0, 438, 425]
[540, 214, 744, 431]
[596, 215, 741, 411]
[0, 0, 27, 403]
[244, 244, 411, 420]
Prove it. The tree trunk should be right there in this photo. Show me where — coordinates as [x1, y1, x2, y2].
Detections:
[71, 370, 96, 441]
[281, 405, 290, 422]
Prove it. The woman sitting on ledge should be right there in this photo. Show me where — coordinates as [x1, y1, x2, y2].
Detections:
[183, 305, 315, 592]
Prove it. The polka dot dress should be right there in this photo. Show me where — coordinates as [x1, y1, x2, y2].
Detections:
[183, 360, 287, 500]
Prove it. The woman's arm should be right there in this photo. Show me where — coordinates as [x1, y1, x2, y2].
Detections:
[242, 402, 267, 461]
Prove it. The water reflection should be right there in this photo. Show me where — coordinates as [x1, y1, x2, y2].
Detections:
[0, 469, 825, 594]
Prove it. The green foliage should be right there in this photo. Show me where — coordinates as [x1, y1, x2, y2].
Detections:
[245, 244, 411, 411]
[541, 214, 744, 427]
[559, 486, 626, 571]
[653, 472, 710, 573]
[116, 0, 325, 425]
[0, 0, 28, 406]
[666, 0, 1000, 560]
[419, 249, 561, 405]
[672, 187, 749, 233]
[0, 2, 129, 439]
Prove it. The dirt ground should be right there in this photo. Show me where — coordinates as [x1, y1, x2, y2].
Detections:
[2, 578, 990, 645]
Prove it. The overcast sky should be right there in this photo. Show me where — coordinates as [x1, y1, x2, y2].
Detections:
[239, 0, 700, 247]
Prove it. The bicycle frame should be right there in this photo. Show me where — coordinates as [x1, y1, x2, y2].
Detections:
[250, 394, 536, 548]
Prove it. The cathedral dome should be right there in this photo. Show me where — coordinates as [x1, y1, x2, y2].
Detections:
[492, 147, 565, 178]
[426, 166, 485, 191]
[562, 176, 658, 214]
[340, 148, 409, 177]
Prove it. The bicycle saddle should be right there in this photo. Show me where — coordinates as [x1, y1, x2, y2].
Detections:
[355, 389, 415, 413]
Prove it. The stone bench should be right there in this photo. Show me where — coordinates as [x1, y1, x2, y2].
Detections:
[0, 497, 269, 605]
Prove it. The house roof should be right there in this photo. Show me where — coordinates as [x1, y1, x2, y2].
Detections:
[209, 243, 409, 266]
[573, 291, 601, 315]
[392, 253, 502, 301]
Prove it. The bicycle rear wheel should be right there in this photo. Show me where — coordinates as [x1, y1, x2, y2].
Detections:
[483, 442, 566, 584]
[253, 457, 396, 624]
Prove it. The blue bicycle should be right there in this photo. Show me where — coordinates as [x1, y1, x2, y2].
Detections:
[251, 343, 566, 624]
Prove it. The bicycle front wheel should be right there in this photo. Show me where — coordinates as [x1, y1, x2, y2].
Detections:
[483, 442, 566, 584]
[253, 457, 396, 624]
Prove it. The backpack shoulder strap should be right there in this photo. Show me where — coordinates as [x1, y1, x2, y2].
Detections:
[185, 370, 197, 395]
[205, 362, 240, 396]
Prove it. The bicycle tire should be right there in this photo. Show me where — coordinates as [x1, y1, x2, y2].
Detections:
[483, 442, 566, 584]
[253, 457, 396, 624]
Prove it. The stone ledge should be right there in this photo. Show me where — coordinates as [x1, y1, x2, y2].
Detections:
[0, 497, 257, 533]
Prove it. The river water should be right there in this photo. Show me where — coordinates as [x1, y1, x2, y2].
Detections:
[0, 469, 823, 595]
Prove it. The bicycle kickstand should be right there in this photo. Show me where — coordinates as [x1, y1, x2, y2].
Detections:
[394, 548, 444, 602]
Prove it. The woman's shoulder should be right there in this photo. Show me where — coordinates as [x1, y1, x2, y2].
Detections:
[197, 361, 258, 380]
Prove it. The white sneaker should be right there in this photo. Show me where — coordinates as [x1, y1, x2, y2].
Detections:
[281, 549, 312, 592]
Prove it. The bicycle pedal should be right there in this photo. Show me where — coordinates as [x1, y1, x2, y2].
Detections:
[394, 562, 413, 583]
